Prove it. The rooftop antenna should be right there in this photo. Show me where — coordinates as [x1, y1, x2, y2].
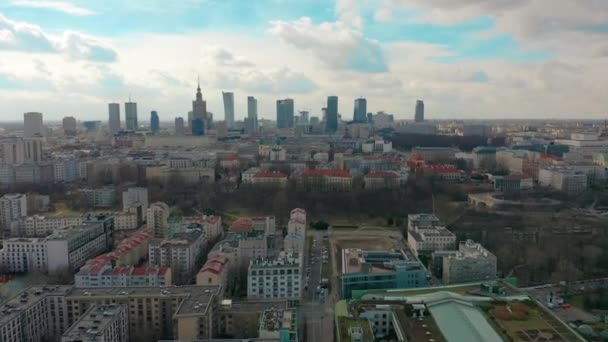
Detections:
[129, 93, 132, 102]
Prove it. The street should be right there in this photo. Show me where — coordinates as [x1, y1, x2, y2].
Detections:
[300, 229, 335, 342]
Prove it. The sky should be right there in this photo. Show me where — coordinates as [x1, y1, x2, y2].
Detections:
[0, 0, 607, 122]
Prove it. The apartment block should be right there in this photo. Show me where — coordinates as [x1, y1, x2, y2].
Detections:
[148, 230, 206, 282]
[432, 240, 497, 285]
[61, 304, 128, 342]
[247, 251, 302, 300]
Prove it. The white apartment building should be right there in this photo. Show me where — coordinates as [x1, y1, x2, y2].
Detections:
[407, 214, 456, 256]
[75, 263, 171, 288]
[46, 224, 111, 274]
[362, 138, 392, 154]
[113, 211, 138, 231]
[247, 251, 302, 300]
[0, 238, 48, 273]
[241, 167, 261, 185]
[539, 166, 588, 194]
[122, 187, 148, 222]
[433, 240, 497, 285]
[148, 230, 206, 281]
[61, 304, 128, 342]
[287, 208, 306, 236]
[0, 193, 27, 228]
[147, 202, 170, 238]
[23, 215, 83, 237]
[0, 286, 71, 342]
[53, 158, 80, 183]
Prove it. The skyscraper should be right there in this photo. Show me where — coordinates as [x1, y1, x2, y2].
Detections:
[353, 98, 367, 123]
[276, 99, 294, 129]
[192, 80, 208, 134]
[247, 96, 258, 133]
[326, 96, 338, 133]
[23, 112, 43, 137]
[174, 117, 185, 135]
[62, 116, 77, 136]
[299, 111, 309, 125]
[125, 100, 138, 131]
[222, 92, 235, 129]
[415, 100, 425, 122]
[150, 111, 160, 133]
[192, 118, 205, 136]
[108, 103, 121, 134]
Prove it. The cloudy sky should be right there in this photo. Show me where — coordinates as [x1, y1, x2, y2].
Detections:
[0, 0, 607, 122]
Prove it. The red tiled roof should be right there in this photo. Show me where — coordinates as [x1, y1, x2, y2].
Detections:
[158, 267, 170, 275]
[422, 164, 459, 173]
[112, 267, 131, 276]
[222, 155, 239, 161]
[366, 171, 398, 179]
[199, 256, 229, 275]
[131, 267, 148, 276]
[301, 169, 351, 178]
[230, 218, 253, 233]
[253, 171, 287, 178]
[540, 153, 562, 161]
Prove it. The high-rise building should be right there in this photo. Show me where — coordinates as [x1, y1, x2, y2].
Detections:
[276, 99, 294, 129]
[125, 101, 138, 131]
[222, 91, 235, 129]
[122, 187, 148, 223]
[0, 193, 27, 229]
[299, 111, 309, 125]
[1, 138, 42, 166]
[62, 117, 77, 136]
[415, 100, 425, 122]
[147, 202, 170, 238]
[247, 96, 258, 133]
[354, 98, 367, 123]
[174, 117, 185, 135]
[326, 96, 338, 133]
[150, 111, 160, 133]
[192, 80, 208, 134]
[24, 112, 44, 137]
[108, 103, 121, 134]
[191, 118, 205, 136]
[367, 112, 373, 124]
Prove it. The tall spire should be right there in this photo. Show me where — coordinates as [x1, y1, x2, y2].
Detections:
[197, 75, 201, 91]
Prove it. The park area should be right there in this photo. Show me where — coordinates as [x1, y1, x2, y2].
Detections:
[485, 301, 581, 342]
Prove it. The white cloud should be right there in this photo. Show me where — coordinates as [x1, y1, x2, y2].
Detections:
[268, 17, 387, 73]
[207, 47, 255, 68]
[0, 14, 116, 62]
[374, 8, 393, 23]
[11, 0, 95, 16]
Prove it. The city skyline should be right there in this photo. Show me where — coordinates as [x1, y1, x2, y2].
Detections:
[0, 1, 606, 121]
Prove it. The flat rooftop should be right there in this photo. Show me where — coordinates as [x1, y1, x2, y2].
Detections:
[61, 304, 126, 341]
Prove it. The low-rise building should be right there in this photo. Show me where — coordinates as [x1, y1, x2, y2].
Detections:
[247, 251, 302, 300]
[539, 166, 588, 194]
[61, 304, 128, 342]
[407, 213, 440, 231]
[364, 171, 400, 189]
[78, 188, 116, 209]
[362, 138, 392, 154]
[23, 214, 83, 237]
[432, 240, 497, 285]
[492, 174, 534, 193]
[407, 216, 456, 257]
[258, 308, 298, 342]
[299, 169, 352, 191]
[196, 255, 229, 288]
[75, 263, 171, 288]
[341, 249, 427, 299]
[252, 171, 288, 188]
